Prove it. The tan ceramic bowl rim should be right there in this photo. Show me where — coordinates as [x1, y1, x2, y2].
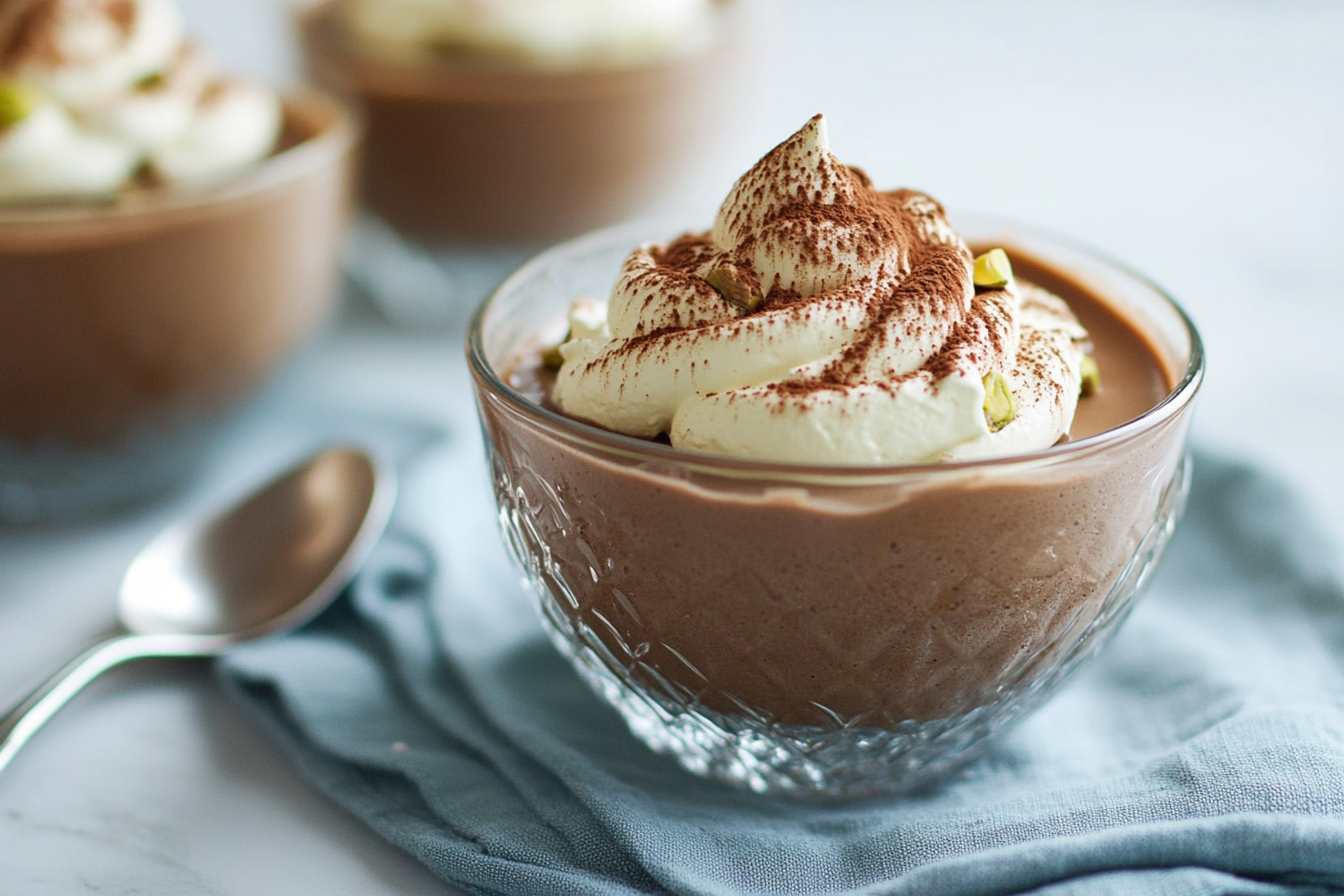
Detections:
[0, 89, 359, 229]
[467, 215, 1206, 480]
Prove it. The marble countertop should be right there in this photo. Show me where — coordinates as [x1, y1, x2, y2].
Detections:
[2, 1, 1341, 892]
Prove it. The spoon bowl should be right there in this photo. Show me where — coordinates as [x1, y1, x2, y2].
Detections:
[120, 447, 388, 640]
[0, 445, 394, 774]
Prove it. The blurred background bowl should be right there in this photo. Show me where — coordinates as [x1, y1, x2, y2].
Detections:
[0, 90, 358, 522]
[297, 0, 757, 244]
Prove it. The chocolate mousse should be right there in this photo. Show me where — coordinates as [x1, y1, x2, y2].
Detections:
[297, 0, 752, 242]
[470, 116, 1202, 791]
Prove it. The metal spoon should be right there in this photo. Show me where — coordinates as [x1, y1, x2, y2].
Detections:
[0, 445, 395, 774]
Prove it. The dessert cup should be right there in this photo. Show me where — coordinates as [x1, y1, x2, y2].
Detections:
[468, 217, 1204, 797]
[0, 91, 358, 521]
[297, 1, 754, 244]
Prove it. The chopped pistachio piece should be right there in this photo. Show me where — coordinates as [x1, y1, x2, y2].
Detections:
[705, 265, 764, 312]
[0, 80, 39, 130]
[1079, 354, 1101, 397]
[135, 71, 167, 91]
[982, 370, 1017, 432]
[541, 341, 566, 371]
[973, 248, 1013, 289]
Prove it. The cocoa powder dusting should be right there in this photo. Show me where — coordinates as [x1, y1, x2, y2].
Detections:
[1, 0, 138, 69]
[1, 0, 56, 68]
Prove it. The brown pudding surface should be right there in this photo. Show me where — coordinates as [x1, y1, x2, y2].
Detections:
[482, 248, 1189, 729]
[1008, 252, 1176, 442]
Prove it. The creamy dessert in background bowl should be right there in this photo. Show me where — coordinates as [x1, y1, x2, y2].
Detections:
[297, 0, 754, 243]
[468, 116, 1204, 796]
[0, 0, 358, 521]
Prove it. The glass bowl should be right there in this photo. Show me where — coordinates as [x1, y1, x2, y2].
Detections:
[467, 217, 1204, 797]
[0, 91, 358, 522]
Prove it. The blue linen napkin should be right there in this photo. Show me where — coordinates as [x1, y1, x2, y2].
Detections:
[221, 434, 1344, 896]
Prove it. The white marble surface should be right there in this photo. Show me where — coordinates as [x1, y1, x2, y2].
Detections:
[2, 1, 1342, 892]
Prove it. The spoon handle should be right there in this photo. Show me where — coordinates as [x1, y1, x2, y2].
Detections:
[0, 633, 204, 775]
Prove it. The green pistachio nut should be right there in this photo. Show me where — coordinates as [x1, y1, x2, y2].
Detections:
[135, 71, 167, 91]
[541, 339, 567, 371]
[705, 265, 764, 312]
[0, 80, 40, 130]
[1079, 354, 1101, 397]
[983, 370, 1017, 432]
[973, 248, 1014, 289]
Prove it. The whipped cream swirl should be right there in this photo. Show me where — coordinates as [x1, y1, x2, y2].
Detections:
[337, 0, 715, 69]
[552, 115, 1089, 464]
[0, 0, 281, 203]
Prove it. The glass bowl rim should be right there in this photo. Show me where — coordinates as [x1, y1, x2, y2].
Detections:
[466, 214, 1205, 479]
